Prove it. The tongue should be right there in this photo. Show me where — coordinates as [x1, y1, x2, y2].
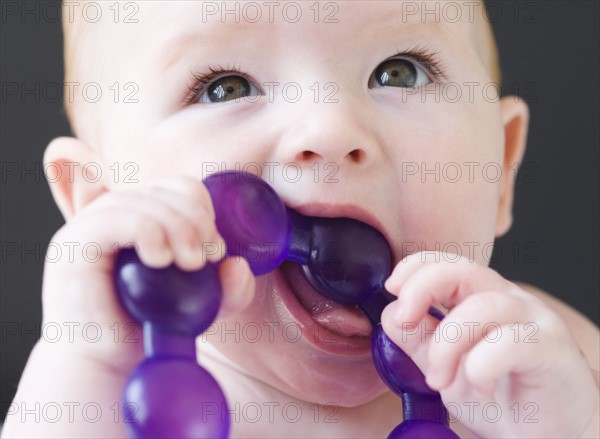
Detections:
[280, 262, 373, 337]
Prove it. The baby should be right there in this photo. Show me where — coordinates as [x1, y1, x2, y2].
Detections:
[3, 1, 599, 438]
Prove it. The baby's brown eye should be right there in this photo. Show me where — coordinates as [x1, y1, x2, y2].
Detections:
[371, 59, 429, 88]
[202, 76, 251, 103]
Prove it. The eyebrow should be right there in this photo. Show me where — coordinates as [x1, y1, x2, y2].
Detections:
[158, 21, 256, 72]
[157, 8, 456, 74]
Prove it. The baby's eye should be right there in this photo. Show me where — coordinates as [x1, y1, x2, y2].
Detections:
[370, 58, 431, 88]
[199, 75, 260, 104]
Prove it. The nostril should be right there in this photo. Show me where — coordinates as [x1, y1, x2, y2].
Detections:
[348, 149, 363, 162]
[297, 148, 364, 163]
[300, 150, 318, 161]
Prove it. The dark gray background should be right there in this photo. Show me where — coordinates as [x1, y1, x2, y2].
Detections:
[1, 0, 599, 422]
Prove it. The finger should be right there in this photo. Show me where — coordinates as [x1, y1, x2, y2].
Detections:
[148, 176, 215, 220]
[381, 300, 439, 374]
[384, 251, 442, 295]
[425, 291, 539, 390]
[216, 257, 256, 320]
[138, 185, 226, 262]
[462, 322, 558, 398]
[463, 304, 580, 393]
[61, 207, 172, 269]
[83, 191, 211, 271]
[391, 259, 513, 325]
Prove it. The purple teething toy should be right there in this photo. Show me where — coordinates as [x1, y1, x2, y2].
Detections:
[114, 171, 458, 439]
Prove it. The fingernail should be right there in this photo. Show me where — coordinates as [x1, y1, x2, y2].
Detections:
[206, 238, 227, 262]
[394, 301, 414, 325]
[206, 239, 227, 263]
[239, 257, 252, 273]
[385, 275, 400, 292]
[153, 247, 173, 267]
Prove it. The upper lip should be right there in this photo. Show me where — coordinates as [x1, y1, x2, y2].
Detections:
[285, 202, 392, 248]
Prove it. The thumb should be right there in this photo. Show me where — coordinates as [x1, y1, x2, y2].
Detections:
[215, 257, 255, 320]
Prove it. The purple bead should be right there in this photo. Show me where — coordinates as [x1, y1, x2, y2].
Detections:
[124, 358, 230, 439]
[204, 172, 291, 275]
[297, 217, 392, 306]
[115, 249, 222, 336]
[372, 324, 437, 396]
[387, 420, 460, 439]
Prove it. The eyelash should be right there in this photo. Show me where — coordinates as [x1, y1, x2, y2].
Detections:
[391, 45, 448, 81]
[184, 64, 248, 104]
[184, 46, 448, 104]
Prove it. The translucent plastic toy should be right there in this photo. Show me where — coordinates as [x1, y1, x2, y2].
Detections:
[114, 171, 458, 438]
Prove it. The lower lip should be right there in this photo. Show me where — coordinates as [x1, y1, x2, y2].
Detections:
[271, 266, 372, 357]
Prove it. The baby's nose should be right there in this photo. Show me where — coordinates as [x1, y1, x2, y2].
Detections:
[272, 93, 381, 168]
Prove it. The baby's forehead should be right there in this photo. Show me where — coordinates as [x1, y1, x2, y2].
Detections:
[149, 1, 480, 41]
[137, 1, 487, 66]
[68, 2, 491, 68]
[68, 1, 494, 58]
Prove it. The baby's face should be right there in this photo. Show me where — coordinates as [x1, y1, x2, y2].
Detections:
[70, 1, 511, 405]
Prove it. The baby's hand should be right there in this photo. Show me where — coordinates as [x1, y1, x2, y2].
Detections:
[41, 175, 255, 372]
[3, 176, 257, 437]
[381, 252, 599, 438]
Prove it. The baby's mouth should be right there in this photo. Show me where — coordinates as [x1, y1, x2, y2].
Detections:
[279, 260, 373, 338]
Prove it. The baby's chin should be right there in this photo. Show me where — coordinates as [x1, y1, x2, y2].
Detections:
[208, 334, 390, 408]
[204, 268, 392, 407]
[274, 357, 391, 408]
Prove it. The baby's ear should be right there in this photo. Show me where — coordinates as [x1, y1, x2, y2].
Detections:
[496, 96, 529, 237]
[43, 137, 108, 221]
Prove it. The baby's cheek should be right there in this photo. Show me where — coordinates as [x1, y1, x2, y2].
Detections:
[395, 188, 498, 266]
[388, 104, 504, 264]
